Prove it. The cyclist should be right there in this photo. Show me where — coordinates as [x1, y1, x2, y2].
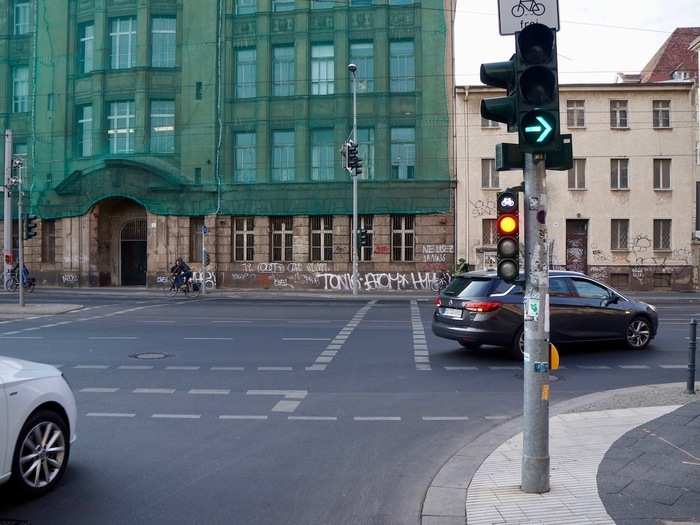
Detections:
[170, 257, 193, 291]
[455, 258, 469, 274]
[11, 262, 30, 286]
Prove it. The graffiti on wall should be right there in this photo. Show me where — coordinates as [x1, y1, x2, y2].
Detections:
[318, 272, 439, 292]
[193, 271, 217, 289]
[422, 244, 454, 263]
[470, 200, 496, 218]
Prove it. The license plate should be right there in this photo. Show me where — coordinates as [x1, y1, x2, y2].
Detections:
[442, 307, 463, 320]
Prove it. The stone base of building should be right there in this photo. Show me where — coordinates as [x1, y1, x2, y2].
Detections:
[563, 265, 694, 292]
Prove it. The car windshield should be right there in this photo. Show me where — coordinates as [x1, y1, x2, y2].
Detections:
[443, 277, 493, 298]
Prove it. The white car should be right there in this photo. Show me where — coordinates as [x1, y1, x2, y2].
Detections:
[0, 356, 77, 497]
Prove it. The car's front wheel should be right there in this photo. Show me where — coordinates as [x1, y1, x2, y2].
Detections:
[11, 409, 70, 497]
[625, 317, 652, 350]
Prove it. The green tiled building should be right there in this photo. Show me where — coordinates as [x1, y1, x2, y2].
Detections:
[2, 0, 455, 289]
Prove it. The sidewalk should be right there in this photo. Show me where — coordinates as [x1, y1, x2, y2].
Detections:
[0, 303, 83, 317]
[422, 383, 699, 525]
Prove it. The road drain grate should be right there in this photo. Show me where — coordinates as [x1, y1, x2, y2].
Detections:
[130, 352, 169, 360]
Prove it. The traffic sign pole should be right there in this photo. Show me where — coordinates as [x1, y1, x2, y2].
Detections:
[521, 152, 550, 493]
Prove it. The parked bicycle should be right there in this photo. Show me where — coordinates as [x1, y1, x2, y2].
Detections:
[431, 271, 452, 292]
[511, 0, 545, 17]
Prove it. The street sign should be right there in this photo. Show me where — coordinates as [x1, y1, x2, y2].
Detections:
[498, 0, 560, 35]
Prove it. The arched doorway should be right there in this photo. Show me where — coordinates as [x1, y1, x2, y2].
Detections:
[121, 219, 147, 286]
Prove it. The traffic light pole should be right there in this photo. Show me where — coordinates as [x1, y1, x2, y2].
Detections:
[3, 130, 12, 289]
[349, 65, 359, 296]
[521, 152, 549, 493]
[18, 171, 24, 308]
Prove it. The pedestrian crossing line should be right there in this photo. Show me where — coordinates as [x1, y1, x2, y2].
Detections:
[411, 300, 431, 371]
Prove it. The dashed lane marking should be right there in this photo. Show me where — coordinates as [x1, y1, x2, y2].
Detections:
[445, 366, 479, 371]
[484, 415, 510, 420]
[88, 336, 139, 340]
[211, 366, 245, 371]
[282, 337, 331, 341]
[219, 415, 268, 420]
[133, 388, 176, 394]
[288, 416, 337, 421]
[258, 366, 293, 371]
[152, 414, 201, 419]
[353, 416, 402, 422]
[659, 364, 687, 369]
[74, 365, 109, 369]
[488, 366, 521, 371]
[165, 366, 201, 371]
[86, 412, 135, 418]
[118, 365, 154, 370]
[422, 416, 470, 421]
[0, 336, 44, 339]
[184, 337, 233, 341]
[188, 389, 231, 395]
[618, 365, 651, 369]
[80, 387, 119, 393]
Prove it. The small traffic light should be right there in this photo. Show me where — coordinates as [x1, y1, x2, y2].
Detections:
[516, 23, 560, 152]
[203, 250, 210, 266]
[347, 141, 359, 168]
[359, 230, 369, 247]
[24, 215, 38, 241]
[354, 157, 363, 177]
[480, 55, 518, 129]
[496, 191, 519, 283]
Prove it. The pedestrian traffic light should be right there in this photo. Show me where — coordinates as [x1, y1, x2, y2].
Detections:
[496, 191, 519, 283]
[480, 55, 518, 129]
[516, 23, 560, 152]
[24, 215, 37, 241]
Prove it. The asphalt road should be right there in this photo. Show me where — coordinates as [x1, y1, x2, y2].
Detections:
[0, 289, 696, 525]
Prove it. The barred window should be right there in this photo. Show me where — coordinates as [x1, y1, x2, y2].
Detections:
[566, 100, 585, 128]
[653, 219, 671, 251]
[41, 219, 56, 264]
[653, 159, 671, 190]
[271, 216, 293, 261]
[390, 41, 415, 92]
[610, 159, 628, 190]
[150, 100, 175, 154]
[611, 219, 628, 250]
[568, 159, 586, 190]
[392, 215, 414, 262]
[151, 17, 176, 68]
[610, 100, 628, 128]
[359, 215, 373, 262]
[310, 216, 333, 262]
[482, 219, 497, 246]
[190, 217, 204, 262]
[481, 159, 498, 189]
[13, 0, 31, 35]
[233, 217, 255, 262]
[652, 100, 670, 129]
[110, 17, 136, 69]
[77, 105, 93, 158]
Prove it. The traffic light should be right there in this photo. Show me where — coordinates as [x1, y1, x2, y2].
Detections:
[359, 230, 369, 247]
[24, 215, 37, 241]
[203, 250, 210, 266]
[496, 191, 519, 283]
[480, 55, 517, 129]
[516, 23, 560, 152]
[347, 141, 358, 167]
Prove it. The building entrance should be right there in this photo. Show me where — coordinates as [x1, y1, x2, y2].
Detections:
[121, 219, 147, 286]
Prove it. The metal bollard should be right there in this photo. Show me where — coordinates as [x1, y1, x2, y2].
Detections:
[688, 319, 697, 395]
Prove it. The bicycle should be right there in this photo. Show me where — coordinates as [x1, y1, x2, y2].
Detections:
[511, 0, 545, 17]
[431, 271, 451, 292]
[5, 272, 35, 293]
[167, 275, 201, 298]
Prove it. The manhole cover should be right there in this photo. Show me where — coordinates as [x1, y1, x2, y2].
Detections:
[130, 352, 169, 360]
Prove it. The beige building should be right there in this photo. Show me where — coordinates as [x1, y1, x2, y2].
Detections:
[455, 82, 697, 290]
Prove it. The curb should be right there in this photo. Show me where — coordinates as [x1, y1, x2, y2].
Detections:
[419, 382, 697, 525]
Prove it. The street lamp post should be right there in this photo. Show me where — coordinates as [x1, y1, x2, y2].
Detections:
[348, 63, 359, 296]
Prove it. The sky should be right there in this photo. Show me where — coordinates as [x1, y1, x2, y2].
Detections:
[455, 0, 700, 85]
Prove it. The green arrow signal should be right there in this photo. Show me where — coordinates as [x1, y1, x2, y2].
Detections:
[524, 116, 553, 143]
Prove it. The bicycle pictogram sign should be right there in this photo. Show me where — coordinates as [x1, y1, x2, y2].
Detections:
[511, 0, 546, 17]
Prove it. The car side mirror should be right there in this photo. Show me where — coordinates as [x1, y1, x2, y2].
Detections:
[602, 294, 619, 307]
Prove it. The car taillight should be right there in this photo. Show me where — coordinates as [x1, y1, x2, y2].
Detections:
[434, 296, 442, 307]
[464, 301, 501, 313]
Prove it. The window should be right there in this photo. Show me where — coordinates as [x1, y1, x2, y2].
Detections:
[236, 0, 256, 14]
[195, 82, 203, 100]
[652, 100, 670, 128]
[233, 217, 255, 261]
[359, 215, 373, 261]
[12, 66, 28, 113]
[357, 128, 374, 180]
[390, 41, 415, 92]
[350, 42, 374, 93]
[549, 278, 572, 297]
[311, 0, 334, 8]
[610, 100, 628, 128]
[653, 219, 671, 251]
[272, 46, 295, 97]
[391, 127, 415, 180]
[234, 132, 256, 183]
[77, 105, 93, 157]
[311, 129, 334, 181]
[79, 23, 95, 73]
[151, 17, 176, 68]
[392, 215, 414, 262]
[610, 159, 628, 190]
[351, 0, 372, 5]
[672, 70, 691, 81]
[190, 217, 204, 262]
[566, 100, 585, 128]
[482, 218, 497, 246]
[272, 131, 295, 182]
[272, 0, 294, 11]
[236, 48, 256, 99]
[481, 117, 500, 129]
[271, 216, 293, 261]
[481, 159, 498, 189]
[311, 45, 334, 95]
[41, 219, 56, 264]
[653, 159, 671, 190]
[107, 101, 135, 154]
[571, 279, 610, 300]
[310, 216, 333, 261]
[611, 219, 629, 250]
[13, 0, 30, 35]
[150, 100, 175, 154]
[568, 158, 586, 190]
[110, 17, 136, 69]
[389, 0, 413, 5]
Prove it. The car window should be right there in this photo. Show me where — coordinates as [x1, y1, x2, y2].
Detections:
[571, 279, 610, 299]
[491, 280, 515, 295]
[443, 277, 493, 299]
[549, 277, 571, 297]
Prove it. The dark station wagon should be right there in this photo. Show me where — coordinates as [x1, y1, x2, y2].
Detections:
[432, 270, 658, 358]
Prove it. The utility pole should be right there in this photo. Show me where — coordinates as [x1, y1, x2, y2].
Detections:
[3, 130, 12, 289]
[348, 63, 359, 296]
[201, 225, 207, 296]
[521, 152, 549, 492]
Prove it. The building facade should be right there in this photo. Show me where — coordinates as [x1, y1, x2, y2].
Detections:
[1, 0, 456, 290]
[456, 82, 697, 291]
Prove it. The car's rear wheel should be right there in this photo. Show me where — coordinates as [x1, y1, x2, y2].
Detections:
[11, 409, 70, 497]
[459, 341, 480, 350]
[507, 327, 524, 360]
[626, 317, 651, 350]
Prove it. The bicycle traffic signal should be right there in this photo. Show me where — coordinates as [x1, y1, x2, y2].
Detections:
[496, 191, 519, 283]
[516, 23, 560, 152]
[24, 215, 38, 241]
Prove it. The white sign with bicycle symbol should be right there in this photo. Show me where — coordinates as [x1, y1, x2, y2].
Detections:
[498, 0, 559, 35]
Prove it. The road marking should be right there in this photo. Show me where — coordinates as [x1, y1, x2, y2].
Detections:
[140, 320, 176, 324]
[306, 365, 327, 371]
[619, 365, 650, 369]
[314, 356, 333, 363]
[422, 416, 470, 421]
[282, 337, 331, 341]
[485, 415, 510, 420]
[88, 336, 138, 340]
[577, 365, 612, 370]
[133, 388, 176, 394]
[118, 365, 154, 370]
[188, 389, 230, 395]
[353, 416, 402, 421]
[257, 366, 293, 371]
[272, 400, 302, 413]
[74, 365, 109, 369]
[211, 366, 245, 371]
[0, 336, 44, 339]
[320, 350, 338, 356]
[80, 387, 119, 393]
[211, 320, 253, 324]
[247, 389, 307, 398]
[1, 331, 20, 335]
[86, 412, 135, 418]
[288, 416, 337, 421]
[489, 366, 521, 370]
[411, 300, 431, 371]
[445, 366, 479, 371]
[659, 364, 687, 369]
[166, 366, 201, 371]
[219, 415, 268, 420]
[152, 414, 201, 419]
[184, 337, 233, 341]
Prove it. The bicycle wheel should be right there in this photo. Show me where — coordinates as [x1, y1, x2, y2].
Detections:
[168, 284, 180, 297]
[6, 277, 18, 293]
[511, 4, 525, 17]
[189, 283, 201, 299]
[533, 2, 545, 15]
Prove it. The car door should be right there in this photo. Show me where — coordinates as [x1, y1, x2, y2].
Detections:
[569, 278, 630, 340]
[0, 382, 7, 479]
[547, 277, 580, 342]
